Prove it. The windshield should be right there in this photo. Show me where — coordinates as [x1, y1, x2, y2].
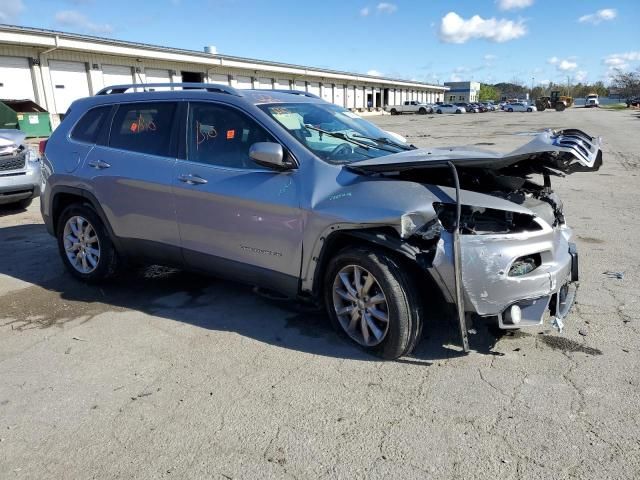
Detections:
[258, 102, 407, 164]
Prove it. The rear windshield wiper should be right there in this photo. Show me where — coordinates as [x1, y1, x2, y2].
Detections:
[352, 133, 416, 151]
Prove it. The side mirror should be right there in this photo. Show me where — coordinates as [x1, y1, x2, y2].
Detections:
[249, 142, 295, 170]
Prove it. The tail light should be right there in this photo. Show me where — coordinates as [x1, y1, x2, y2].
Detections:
[38, 140, 47, 156]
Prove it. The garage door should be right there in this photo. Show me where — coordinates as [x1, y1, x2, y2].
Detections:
[275, 78, 290, 90]
[334, 85, 344, 107]
[294, 80, 306, 92]
[355, 87, 364, 109]
[49, 60, 89, 114]
[307, 82, 320, 97]
[145, 68, 172, 90]
[0, 56, 35, 101]
[102, 65, 133, 90]
[257, 77, 273, 89]
[209, 73, 229, 86]
[321, 84, 333, 103]
[235, 75, 252, 89]
[346, 86, 355, 109]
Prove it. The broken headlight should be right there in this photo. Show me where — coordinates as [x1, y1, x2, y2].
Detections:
[434, 203, 541, 235]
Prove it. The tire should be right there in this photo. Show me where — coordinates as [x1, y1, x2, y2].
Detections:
[56, 203, 119, 283]
[527, 108, 532, 112]
[324, 246, 423, 359]
[418, 108, 426, 115]
[390, 109, 397, 115]
[555, 103, 566, 112]
[436, 109, 442, 114]
[507, 108, 513, 112]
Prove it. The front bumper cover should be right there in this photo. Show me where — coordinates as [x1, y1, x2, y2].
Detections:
[430, 223, 578, 329]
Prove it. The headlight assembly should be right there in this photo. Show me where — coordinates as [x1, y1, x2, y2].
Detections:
[434, 203, 542, 235]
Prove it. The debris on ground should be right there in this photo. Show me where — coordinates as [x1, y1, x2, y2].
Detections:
[603, 271, 625, 279]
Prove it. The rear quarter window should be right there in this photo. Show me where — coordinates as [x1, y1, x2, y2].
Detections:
[70, 106, 111, 144]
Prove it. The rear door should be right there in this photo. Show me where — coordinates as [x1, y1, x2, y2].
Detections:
[172, 101, 302, 294]
[80, 101, 182, 262]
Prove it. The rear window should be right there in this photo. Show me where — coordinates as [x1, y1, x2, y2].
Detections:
[109, 102, 177, 157]
[70, 106, 111, 144]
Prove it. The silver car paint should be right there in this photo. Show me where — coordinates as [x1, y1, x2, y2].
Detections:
[0, 130, 41, 205]
[42, 89, 596, 327]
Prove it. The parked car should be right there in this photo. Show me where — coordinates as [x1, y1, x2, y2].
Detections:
[454, 102, 476, 113]
[41, 82, 602, 359]
[625, 97, 639, 107]
[471, 103, 488, 113]
[482, 102, 497, 111]
[505, 102, 537, 112]
[436, 103, 466, 114]
[386, 101, 433, 115]
[0, 130, 41, 209]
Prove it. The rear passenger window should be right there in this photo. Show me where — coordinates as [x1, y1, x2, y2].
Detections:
[70, 106, 110, 144]
[109, 102, 177, 157]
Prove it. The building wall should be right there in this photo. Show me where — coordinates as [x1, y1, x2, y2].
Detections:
[0, 38, 448, 126]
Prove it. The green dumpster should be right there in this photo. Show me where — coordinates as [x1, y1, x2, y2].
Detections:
[0, 99, 52, 137]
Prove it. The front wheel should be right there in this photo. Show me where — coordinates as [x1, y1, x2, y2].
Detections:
[507, 108, 513, 112]
[436, 109, 442, 114]
[56, 204, 120, 282]
[324, 247, 423, 359]
[418, 108, 426, 115]
[390, 109, 397, 115]
[527, 108, 532, 112]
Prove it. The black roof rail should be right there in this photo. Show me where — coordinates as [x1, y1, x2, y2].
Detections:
[262, 89, 321, 99]
[95, 83, 242, 96]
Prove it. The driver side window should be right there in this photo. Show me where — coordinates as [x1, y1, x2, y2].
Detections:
[187, 102, 274, 169]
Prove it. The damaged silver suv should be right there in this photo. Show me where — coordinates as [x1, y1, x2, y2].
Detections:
[40, 83, 601, 359]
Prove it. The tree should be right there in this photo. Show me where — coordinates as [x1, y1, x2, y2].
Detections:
[609, 68, 640, 98]
[478, 84, 498, 101]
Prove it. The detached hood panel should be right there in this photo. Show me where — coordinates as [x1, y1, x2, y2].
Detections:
[348, 129, 602, 175]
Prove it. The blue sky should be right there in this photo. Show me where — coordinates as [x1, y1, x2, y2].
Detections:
[1, 0, 638, 86]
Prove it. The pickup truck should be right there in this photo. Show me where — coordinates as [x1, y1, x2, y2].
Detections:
[385, 101, 433, 115]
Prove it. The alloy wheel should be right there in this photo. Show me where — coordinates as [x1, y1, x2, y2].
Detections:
[63, 215, 101, 274]
[332, 265, 390, 347]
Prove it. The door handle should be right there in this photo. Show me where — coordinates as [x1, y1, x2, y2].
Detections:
[178, 173, 208, 185]
[87, 160, 111, 169]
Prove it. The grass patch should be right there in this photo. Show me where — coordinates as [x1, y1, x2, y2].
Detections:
[599, 103, 628, 110]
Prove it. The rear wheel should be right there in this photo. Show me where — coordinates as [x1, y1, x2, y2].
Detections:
[324, 247, 422, 359]
[436, 109, 442, 114]
[418, 108, 427, 115]
[390, 108, 397, 115]
[527, 108, 533, 112]
[56, 204, 119, 282]
[555, 103, 566, 111]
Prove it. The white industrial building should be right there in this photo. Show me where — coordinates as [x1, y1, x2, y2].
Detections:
[0, 25, 448, 127]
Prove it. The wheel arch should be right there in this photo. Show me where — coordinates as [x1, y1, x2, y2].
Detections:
[306, 227, 433, 301]
[49, 186, 118, 245]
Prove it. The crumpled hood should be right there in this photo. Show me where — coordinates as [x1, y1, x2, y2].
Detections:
[348, 128, 602, 174]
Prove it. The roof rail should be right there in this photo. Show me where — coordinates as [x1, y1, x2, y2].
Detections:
[265, 89, 321, 99]
[95, 83, 242, 96]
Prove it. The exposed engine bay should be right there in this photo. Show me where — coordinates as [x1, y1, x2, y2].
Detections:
[349, 128, 602, 232]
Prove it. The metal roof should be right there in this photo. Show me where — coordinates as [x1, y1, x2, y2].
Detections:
[0, 24, 448, 91]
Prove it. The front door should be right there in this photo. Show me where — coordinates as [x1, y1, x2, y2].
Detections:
[172, 101, 303, 294]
